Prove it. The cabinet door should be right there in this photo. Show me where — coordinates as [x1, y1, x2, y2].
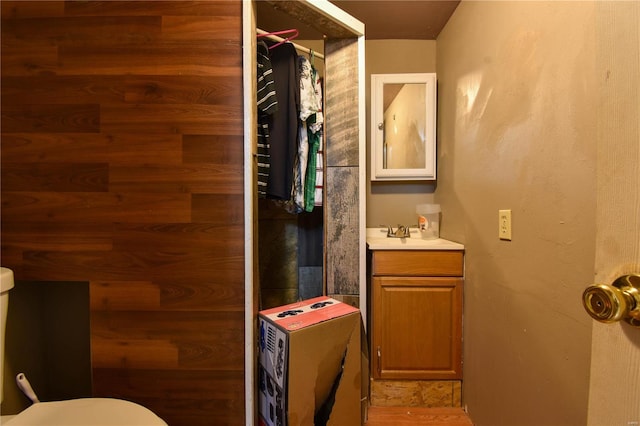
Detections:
[372, 276, 463, 380]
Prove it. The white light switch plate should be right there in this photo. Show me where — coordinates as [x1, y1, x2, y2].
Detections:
[499, 209, 512, 240]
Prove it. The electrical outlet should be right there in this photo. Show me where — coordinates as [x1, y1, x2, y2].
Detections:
[499, 209, 512, 240]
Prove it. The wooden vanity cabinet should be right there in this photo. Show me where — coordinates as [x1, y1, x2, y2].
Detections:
[370, 250, 464, 380]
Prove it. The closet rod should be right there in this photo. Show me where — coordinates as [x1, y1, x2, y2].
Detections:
[257, 28, 325, 60]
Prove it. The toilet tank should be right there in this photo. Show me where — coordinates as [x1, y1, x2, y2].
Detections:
[1, 267, 15, 404]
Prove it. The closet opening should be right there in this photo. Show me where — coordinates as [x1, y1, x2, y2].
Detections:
[255, 24, 327, 310]
[243, 2, 365, 422]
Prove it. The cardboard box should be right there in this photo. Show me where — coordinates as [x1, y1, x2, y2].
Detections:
[258, 296, 362, 426]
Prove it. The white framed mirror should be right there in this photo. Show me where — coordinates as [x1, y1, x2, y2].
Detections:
[370, 73, 437, 181]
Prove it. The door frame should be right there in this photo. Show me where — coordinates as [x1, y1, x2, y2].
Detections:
[587, 2, 640, 423]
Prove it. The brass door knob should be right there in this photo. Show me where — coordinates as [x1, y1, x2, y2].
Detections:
[583, 274, 640, 327]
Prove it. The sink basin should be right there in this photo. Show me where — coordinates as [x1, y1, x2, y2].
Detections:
[365, 228, 464, 250]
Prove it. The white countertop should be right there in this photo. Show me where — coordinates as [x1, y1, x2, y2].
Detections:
[366, 228, 464, 250]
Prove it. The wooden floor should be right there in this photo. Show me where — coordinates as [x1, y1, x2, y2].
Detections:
[365, 406, 473, 426]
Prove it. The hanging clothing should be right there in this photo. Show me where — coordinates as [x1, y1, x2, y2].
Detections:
[304, 74, 324, 211]
[299, 57, 321, 122]
[265, 42, 300, 200]
[314, 143, 324, 207]
[256, 41, 278, 198]
[293, 56, 321, 211]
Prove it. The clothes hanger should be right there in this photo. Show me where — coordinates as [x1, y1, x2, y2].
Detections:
[256, 28, 299, 50]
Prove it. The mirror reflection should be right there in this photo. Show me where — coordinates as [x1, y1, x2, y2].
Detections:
[382, 83, 426, 169]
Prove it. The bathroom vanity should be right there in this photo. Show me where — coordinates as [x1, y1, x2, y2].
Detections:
[366, 229, 464, 407]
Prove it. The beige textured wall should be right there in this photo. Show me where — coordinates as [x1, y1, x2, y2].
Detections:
[436, 2, 596, 425]
[366, 40, 437, 227]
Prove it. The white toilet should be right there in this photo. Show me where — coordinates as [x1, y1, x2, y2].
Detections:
[0, 267, 167, 425]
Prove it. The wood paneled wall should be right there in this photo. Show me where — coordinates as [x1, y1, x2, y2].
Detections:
[1, 2, 244, 425]
[325, 38, 361, 296]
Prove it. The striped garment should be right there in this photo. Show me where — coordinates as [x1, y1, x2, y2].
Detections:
[257, 41, 278, 198]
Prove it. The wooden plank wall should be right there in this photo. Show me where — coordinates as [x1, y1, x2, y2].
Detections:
[0, 2, 245, 425]
[325, 38, 361, 296]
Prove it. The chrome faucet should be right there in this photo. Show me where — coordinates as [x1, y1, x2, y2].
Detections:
[383, 224, 412, 238]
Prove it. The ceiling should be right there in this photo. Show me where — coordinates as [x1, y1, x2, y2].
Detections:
[256, 1, 461, 40]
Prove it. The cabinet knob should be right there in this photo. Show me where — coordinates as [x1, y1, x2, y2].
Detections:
[582, 274, 640, 327]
